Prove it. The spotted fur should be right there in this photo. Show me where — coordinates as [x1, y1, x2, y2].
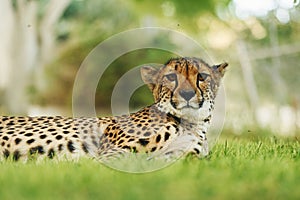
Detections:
[0, 57, 228, 162]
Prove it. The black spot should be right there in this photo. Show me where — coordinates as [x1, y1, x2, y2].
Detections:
[7, 131, 14, 134]
[40, 134, 47, 139]
[82, 142, 89, 153]
[1, 142, 5, 146]
[15, 138, 22, 145]
[2, 136, 9, 141]
[67, 141, 75, 153]
[72, 134, 79, 138]
[138, 138, 149, 146]
[203, 118, 210, 123]
[3, 149, 10, 158]
[132, 146, 137, 153]
[128, 129, 134, 133]
[118, 139, 124, 145]
[143, 132, 151, 137]
[122, 145, 131, 150]
[24, 133, 33, 137]
[47, 149, 55, 159]
[2, 117, 8, 121]
[156, 135, 161, 143]
[167, 113, 181, 123]
[92, 140, 98, 147]
[30, 146, 45, 155]
[46, 140, 52, 144]
[128, 138, 135, 142]
[194, 148, 200, 154]
[26, 139, 35, 144]
[63, 130, 69, 134]
[164, 132, 170, 141]
[13, 150, 21, 161]
[7, 122, 15, 126]
[102, 138, 108, 144]
[63, 125, 71, 130]
[55, 135, 63, 140]
[48, 128, 56, 132]
[151, 147, 157, 152]
[58, 144, 64, 151]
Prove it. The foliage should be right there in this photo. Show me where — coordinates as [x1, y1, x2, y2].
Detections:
[9, 0, 299, 131]
[0, 136, 300, 200]
[41, 0, 224, 111]
[45, 34, 178, 112]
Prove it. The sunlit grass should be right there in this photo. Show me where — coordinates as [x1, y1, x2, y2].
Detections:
[0, 136, 300, 200]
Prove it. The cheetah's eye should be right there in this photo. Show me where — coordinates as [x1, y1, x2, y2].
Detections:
[165, 73, 177, 82]
[197, 73, 209, 82]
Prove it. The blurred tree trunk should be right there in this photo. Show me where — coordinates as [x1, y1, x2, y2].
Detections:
[0, 0, 71, 115]
[35, 0, 72, 91]
[236, 40, 260, 122]
[0, 0, 13, 111]
[267, 22, 288, 104]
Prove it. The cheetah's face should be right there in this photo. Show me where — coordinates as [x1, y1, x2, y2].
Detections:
[141, 57, 228, 121]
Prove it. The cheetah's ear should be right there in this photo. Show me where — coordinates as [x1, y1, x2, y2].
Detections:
[212, 62, 228, 76]
[140, 66, 159, 91]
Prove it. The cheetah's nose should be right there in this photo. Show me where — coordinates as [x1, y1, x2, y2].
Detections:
[179, 90, 196, 101]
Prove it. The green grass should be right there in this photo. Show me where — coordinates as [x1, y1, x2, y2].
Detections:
[1, 137, 300, 200]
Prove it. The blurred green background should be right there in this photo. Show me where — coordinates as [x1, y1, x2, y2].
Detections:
[0, 0, 299, 136]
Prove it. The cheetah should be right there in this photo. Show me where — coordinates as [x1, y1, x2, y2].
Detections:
[0, 57, 228, 162]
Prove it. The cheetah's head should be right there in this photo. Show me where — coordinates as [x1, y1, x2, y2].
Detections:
[141, 57, 228, 122]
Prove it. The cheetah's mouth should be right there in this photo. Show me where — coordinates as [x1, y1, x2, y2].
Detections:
[175, 99, 204, 110]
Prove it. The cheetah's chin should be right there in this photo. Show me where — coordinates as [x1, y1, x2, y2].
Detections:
[178, 105, 199, 110]
[176, 101, 204, 110]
